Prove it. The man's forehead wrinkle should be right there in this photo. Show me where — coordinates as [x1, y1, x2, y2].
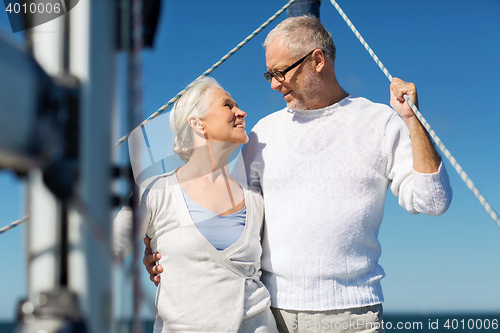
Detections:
[266, 38, 293, 72]
[266, 52, 284, 73]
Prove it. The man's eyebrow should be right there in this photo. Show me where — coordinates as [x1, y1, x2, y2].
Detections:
[267, 65, 286, 72]
[266, 63, 276, 72]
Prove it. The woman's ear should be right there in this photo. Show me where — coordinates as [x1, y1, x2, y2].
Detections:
[188, 115, 204, 134]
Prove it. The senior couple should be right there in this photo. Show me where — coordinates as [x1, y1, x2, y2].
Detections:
[114, 16, 452, 333]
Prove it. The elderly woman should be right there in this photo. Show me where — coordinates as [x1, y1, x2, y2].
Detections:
[113, 77, 277, 333]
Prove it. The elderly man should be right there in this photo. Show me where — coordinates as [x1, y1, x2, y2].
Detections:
[143, 16, 452, 332]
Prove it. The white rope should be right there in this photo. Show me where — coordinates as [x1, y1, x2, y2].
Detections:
[115, 0, 297, 147]
[0, 215, 29, 235]
[329, 0, 499, 228]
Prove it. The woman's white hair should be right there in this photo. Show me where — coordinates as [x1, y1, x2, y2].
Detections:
[170, 77, 222, 161]
[264, 15, 336, 65]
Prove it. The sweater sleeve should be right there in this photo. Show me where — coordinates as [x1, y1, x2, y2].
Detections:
[385, 113, 453, 216]
[237, 128, 264, 193]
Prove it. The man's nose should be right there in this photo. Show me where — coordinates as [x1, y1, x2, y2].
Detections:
[270, 76, 281, 90]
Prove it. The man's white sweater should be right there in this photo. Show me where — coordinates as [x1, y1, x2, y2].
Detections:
[241, 95, 452, 311]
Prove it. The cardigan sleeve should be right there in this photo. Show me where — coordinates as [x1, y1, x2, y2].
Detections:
[113, 182, 154, 260]
[384, 113, 453, 216]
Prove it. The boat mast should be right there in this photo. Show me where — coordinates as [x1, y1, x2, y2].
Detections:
[16, 1, 117, 332]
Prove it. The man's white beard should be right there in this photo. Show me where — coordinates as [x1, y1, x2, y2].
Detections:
[287, 68, 322, 111]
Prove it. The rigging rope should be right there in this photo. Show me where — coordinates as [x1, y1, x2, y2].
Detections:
[0, 215, 29, 235]
[115, 0, 297, 147]
[329, 0, 499, 228]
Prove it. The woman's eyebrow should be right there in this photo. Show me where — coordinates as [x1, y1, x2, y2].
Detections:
[224, 98, 238, 108]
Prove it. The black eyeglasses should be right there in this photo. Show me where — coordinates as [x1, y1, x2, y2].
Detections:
[264, 49, 317, 83]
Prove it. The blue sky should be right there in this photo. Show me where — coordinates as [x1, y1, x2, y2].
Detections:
[1, 0, 499, 321]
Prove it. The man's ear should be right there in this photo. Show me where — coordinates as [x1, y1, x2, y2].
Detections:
[188, 115, 204, 135]
[312, 49, 326, 73]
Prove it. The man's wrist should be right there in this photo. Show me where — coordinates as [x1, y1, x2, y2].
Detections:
[402, 114, 424, 133]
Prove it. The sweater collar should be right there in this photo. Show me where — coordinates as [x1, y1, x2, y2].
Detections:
[286, 94, 355, 118]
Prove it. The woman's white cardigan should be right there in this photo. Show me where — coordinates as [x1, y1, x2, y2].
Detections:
[113, 171, 275, 333]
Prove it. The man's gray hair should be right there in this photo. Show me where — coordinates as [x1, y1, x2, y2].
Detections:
[170, 77, 222, 161]
[264, 15, 336, 65]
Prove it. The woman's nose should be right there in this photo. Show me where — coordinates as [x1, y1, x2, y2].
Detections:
[235, 108, 246, 118]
